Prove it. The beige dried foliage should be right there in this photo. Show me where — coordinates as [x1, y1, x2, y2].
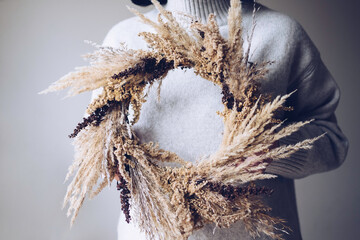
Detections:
[41, 0, 322, 239]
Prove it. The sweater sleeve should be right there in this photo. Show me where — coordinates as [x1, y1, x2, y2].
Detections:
[265, 22, 349, 179]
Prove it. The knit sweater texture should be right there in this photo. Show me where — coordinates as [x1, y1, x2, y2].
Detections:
[93, 1, 349, 239]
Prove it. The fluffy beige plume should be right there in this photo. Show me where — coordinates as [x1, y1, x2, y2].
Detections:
[39, 43, 145, 96]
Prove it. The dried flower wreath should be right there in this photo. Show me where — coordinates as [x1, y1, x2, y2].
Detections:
[41, 0, 322, 239]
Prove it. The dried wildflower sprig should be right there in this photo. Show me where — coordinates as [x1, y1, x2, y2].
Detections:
[206, 181, 274, 200]
[117, 173, 132, 223]
[69, 100, 121, 138]
[41, 0, 323, 239]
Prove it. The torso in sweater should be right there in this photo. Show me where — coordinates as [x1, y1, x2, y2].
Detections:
[96, 2, 348, 240]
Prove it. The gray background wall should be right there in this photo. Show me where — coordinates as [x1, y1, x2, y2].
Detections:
[0, 0, 359, 239]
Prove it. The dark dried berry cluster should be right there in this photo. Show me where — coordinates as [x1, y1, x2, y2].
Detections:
[221, 82, 237, 110]
[206, 181, 273, 201]
[69, 100, 120, 138]
[188, 198, 201, 224]
[117, 172, 132, 223]
[152, 58, 175, 79]
[198, 30, 205, 39]
[112, 57, 174, 81]
[221, 80, 263, 112]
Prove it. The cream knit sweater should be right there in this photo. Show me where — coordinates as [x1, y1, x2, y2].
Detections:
[93, 1, 349, 239]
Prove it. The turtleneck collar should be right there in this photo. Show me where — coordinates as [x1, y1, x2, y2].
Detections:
[164, 0, 254, 26]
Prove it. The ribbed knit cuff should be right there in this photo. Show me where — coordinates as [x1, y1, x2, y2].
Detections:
[265, 130, 309, 179]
